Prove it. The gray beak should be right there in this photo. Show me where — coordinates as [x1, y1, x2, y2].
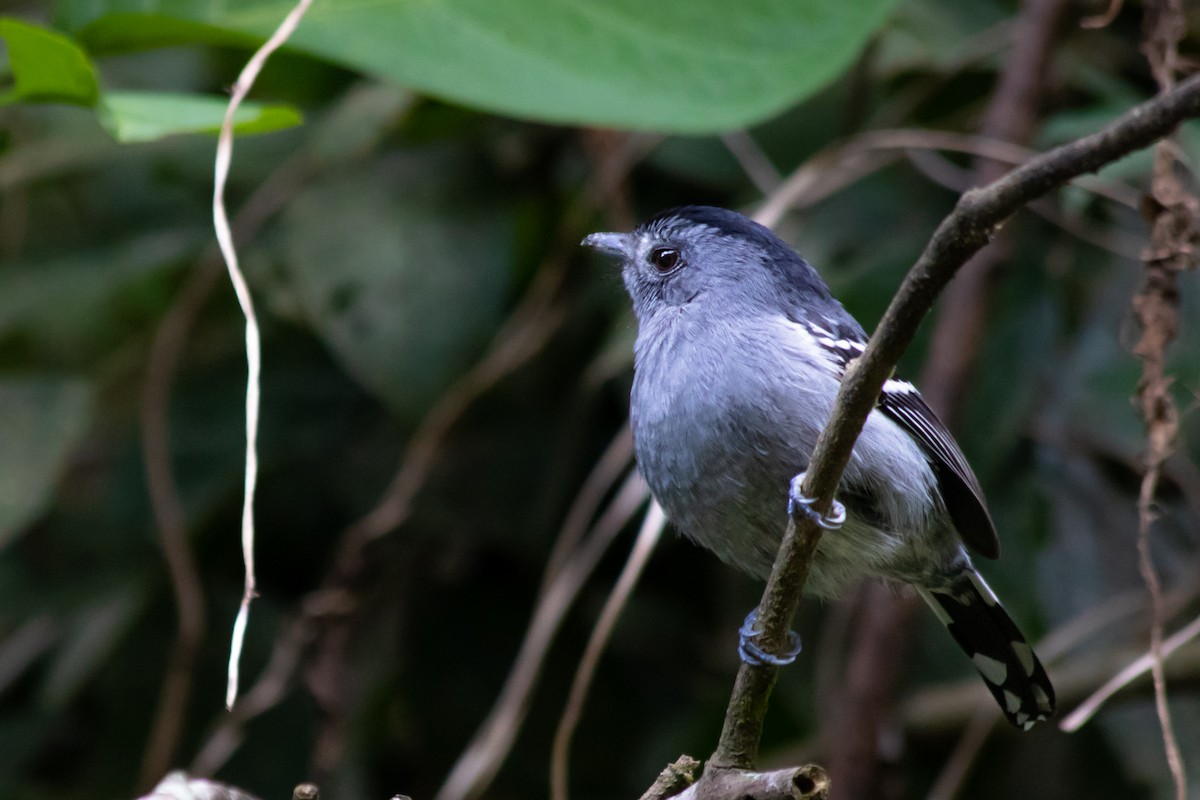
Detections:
[581, 231, 633, 258]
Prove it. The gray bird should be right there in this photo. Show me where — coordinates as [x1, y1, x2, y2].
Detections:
[583, 205, 1054, 730]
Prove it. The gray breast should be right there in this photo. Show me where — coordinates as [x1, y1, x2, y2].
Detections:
[630, 310, 954, 594]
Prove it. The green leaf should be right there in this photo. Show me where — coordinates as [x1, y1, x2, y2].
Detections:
[0, 378, 92, 548]
[64, 0, 898, 132]
[95, 90, 302, 142]
[0, 16, 100, 105]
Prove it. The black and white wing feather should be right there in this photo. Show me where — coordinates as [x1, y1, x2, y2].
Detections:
[796, 314, 1000, 559]
[875, 380, 999, 558]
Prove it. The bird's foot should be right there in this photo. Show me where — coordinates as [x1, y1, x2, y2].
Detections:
[738, 608, 802, 666]
[788, 472, 846, 530]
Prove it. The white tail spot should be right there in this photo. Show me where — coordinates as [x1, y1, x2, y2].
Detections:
[973, 653, 1009, 686]
[1012, 641, 1036, 676]
[1033, 683, 1052, 712]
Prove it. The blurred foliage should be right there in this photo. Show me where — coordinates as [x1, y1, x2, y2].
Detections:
[56, 0, 898, 132]
[0, 16, 302, 141]
[0, 2, 1198, 800]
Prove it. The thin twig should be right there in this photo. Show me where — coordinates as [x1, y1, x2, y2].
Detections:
[194, 251, 567, 775]
[191, 614, 314, 775]
[905, 599, 1200, 734]
[434, 473, 650, 800]
[550, 501, 666, 800]
[137, 260, 218, 788]
[926, 708, 999, 800]
[1127, 3, 1196, 797]
[429, 133, 657, 800]
[1082, 0, 1124, 29]
[212, 0, 313, 711]
[1060, 611, 1200, 731]
[905, 148, 1146, 259]
[721, 131, 783, 195]
[754, 128, 1141, 230]
[341, 261, 567, 548]
[305, 132, 649, 773]
[139, 148, 314, 791]
[855, 6, 1071, 792]
[192, 132, 653, 777]
[542, 423, 635, 592]
[709, 70, 1200, 771]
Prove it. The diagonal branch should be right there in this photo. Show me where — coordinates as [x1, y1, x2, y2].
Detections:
[708, 70, 1200, 771]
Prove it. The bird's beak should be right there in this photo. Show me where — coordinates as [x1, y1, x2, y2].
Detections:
[581, 231, 633, 258]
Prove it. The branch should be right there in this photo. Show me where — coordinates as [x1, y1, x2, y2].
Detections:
[1060, 611, 1200, 731]
[638, 756, 701, 800]
[674, 766, 829, 800]
[886, 2, 1072, 795]
[434, 473, 650, 800]
[1127, 3, 1196, 798]
[709, 70, 1200, 770]
[551, 501, 666, 800]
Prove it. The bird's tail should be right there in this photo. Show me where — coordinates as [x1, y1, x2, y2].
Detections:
[918, 571, 1055, 730]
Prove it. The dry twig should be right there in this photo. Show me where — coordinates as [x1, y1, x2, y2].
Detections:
[1061, 611, 1200, 731]
[139, 149, 314, 790]
[550, 501, 667, 800]
[638, 756, 701, 800]
[753, 129, 1138, 230]
[211, 0, 314, 711]
[435, 473, 650, 800]
[721, 131, 783, 195]
[190, 131, 653, 780]
[881, 2, 1072, 796]
[1081, 0, 1124, 29]
[1122, 3, 1199, 797]
[542, 424, 635, 590]
[138, 260, 219, 787]
[674, 765, 829, 800]
[707, 70, 1200, 773]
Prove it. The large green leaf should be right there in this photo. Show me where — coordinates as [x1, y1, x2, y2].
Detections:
[0, 378, 92, 548]
[0, 16, 99, 105]
[62, 0, 898, 132]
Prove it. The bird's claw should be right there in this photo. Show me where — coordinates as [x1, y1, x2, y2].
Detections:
[788, 472, 846, 530]
[738, 608, 802, 667]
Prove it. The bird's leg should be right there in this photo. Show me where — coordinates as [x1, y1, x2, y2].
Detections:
[736, 472, 845, 667]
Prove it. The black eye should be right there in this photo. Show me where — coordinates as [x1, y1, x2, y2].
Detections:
[650, 247, 681, 272]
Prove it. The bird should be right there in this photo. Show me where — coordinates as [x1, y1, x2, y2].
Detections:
[583, 205, 1055, 730]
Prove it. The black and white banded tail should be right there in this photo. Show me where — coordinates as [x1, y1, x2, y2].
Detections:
[919, 571, 1055, 729]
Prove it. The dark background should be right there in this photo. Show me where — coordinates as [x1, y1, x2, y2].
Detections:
[1, 1, 1198, 799]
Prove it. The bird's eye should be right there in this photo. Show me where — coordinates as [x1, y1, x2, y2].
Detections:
[650, 247, 681, 273]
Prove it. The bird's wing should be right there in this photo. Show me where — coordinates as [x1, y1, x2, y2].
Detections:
[797, 314, 1000, 559]
[874, 382, 999, 558]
